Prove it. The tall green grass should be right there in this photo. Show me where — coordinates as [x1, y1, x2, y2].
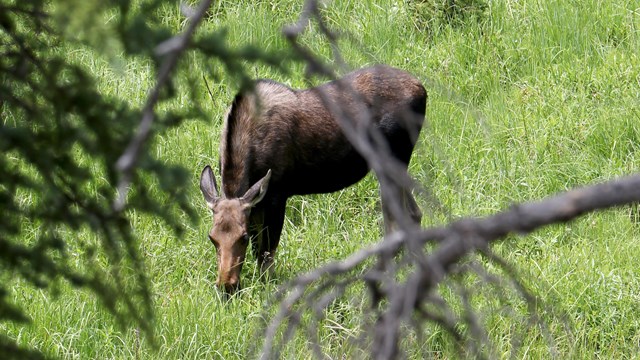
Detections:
[3, 0, 640, 358]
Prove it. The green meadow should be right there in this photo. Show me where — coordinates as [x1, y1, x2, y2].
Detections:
[3, 0, 640, 358]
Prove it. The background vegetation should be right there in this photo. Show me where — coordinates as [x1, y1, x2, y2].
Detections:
[2, 0, 639, 358]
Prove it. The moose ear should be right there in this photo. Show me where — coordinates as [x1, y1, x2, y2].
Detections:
[200, 165, 220, 210]
[241, 169, 271, 208]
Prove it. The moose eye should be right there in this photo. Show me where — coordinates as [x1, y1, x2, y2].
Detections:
[241, 234, 249, 244]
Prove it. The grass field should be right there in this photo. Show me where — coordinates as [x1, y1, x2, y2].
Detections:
[3, 0, 640, 358]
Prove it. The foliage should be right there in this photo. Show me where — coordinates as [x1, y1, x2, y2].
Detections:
[0, 0, 177, 356]
[0, 0, 290, 357]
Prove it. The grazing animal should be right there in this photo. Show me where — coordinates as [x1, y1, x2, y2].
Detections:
[200, 65, 427, 293]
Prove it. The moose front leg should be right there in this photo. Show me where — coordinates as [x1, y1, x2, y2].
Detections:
[249, 206, 266, 261]
[251, 199, 287, 275]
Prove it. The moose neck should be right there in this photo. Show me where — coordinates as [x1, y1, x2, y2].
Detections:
[218, 91, 253, 198]
[219, 81, 297, 199]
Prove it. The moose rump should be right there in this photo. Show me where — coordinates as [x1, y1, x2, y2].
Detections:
[200, 65, 427, 293]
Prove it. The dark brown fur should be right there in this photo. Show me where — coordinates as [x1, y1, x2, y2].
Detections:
[200, 65, 427, 293]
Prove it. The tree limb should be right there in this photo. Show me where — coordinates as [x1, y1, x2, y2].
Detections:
[262, 173, 640, 358]
[113, 0, 213, 211]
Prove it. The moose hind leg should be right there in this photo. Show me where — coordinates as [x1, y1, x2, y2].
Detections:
[402, 186, 422, 226]
[380, 186, 395, 235]
[380, 183, 422, 235]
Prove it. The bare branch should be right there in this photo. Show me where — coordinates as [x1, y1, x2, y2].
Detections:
[113, 0, 212, 211]
[253, 1, 640, 358]
[262, 172, 640, 358]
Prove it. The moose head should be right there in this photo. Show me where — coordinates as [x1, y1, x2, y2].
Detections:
[199, 165, 271, 294]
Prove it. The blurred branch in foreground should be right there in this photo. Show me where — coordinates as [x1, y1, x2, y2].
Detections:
[257, 0, 640, 358]
[261, 173, 640, 359]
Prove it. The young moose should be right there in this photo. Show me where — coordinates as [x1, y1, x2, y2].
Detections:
[200, 65, 427, 294]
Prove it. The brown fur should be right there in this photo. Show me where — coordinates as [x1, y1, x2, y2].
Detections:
[200, 65, 427, 293]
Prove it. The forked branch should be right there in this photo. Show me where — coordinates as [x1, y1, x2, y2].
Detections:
[261, 173, 640, 358]
[258, 1, 640, 358]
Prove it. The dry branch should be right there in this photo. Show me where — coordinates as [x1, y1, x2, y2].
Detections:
[261, 173, 640, 358]
[256, 1, 640, 358]
[114, 0, 213, 211]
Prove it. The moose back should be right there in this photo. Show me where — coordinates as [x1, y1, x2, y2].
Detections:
[200, 65, 427, 293]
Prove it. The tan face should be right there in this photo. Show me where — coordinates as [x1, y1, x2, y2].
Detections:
[208, 199, 251, 294]
[200, 165, 271, 295]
